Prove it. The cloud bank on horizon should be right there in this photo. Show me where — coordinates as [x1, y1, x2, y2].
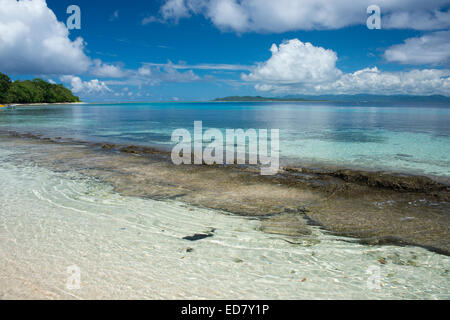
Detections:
[0, 0, 449, 99]
[242, 39, 450, 96]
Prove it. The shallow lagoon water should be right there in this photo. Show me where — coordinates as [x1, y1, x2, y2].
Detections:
[1, 102, 449, 299]
[0, 144, 449, 299]
[0, 101, 449, 176]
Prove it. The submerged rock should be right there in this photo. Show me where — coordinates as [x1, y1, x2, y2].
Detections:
[260, 214, 312, 237]
[101, 144, 115, 150]
[327, 169, 447, 193]
[3, 132, 449, 255]
[183, 233, 213, 241]
[183, 227, 216, 241]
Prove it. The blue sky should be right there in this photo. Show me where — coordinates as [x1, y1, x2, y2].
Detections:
[1, 0, 450, 101]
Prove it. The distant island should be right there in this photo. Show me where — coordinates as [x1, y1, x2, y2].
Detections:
[213, 96, 318, 102]
[0, 72, 80, 104]
[213, 94, 450, 103]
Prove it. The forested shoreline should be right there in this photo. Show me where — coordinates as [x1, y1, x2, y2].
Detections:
[0, 73, 80, 104]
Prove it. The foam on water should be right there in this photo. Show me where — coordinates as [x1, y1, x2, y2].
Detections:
[0, 147, 448, 299]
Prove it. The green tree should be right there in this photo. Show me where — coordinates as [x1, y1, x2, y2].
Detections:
[0, 73, 80, 104]
[0, 72, 12, 103]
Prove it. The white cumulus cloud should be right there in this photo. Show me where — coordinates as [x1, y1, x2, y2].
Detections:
[157, 0, 450, 32]
[0, 0, 91, 74]
[316, 67, 450, 95]
[242, 39, 341, 84]
[384, 31, 450, 65]
[60, 75, 112, 94]
[243, 39, 450, 96]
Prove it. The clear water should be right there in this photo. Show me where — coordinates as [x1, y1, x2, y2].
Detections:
[1, 101, 449, 177]
[0, 144, 449, 299]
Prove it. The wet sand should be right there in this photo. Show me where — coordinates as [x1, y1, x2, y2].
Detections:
[1, 131, 448, 256]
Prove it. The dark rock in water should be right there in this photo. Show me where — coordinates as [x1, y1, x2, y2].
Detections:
[283, 207, 308, 214]
[328, 169, 445, 192]
[120, 145, 142, 154]
[378, 257, 387, 265]
[183, 233, 213, 241]
[118, 144, 165, 155]
[183, 229, 215, 241]
[102, 144, 115, 150]
[396, 153, 413, 158]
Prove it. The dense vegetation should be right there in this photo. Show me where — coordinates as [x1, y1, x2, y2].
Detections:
[213, 96, 310, 102]
[0, 72, 80, 104]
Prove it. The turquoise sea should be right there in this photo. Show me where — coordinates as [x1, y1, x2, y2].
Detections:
[1, 101, 449, 177]
[0, 101, 449, 299]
